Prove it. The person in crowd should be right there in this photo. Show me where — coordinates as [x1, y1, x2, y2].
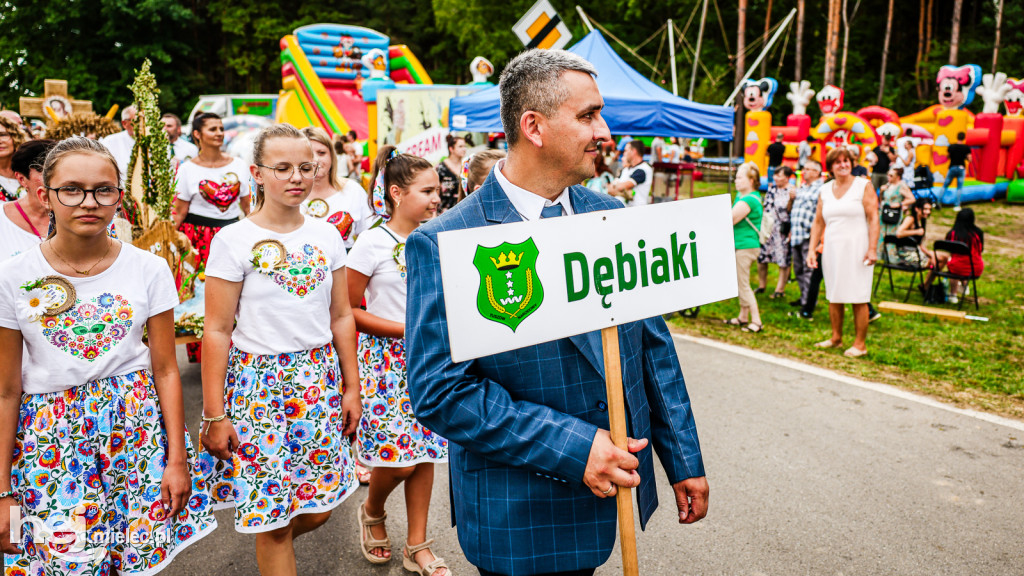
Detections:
[921, 207, 984, 303]
[461, 149, 505, 199]
[332, 133, 351, 178]
[615, 134, 634, 163]
[163, 112, 199, 166]
[848, 145, 869, 177]
[606, 140, 653, 206]
[787, 160, 824, 316]
[98, 105, 137, 180]
[807, 147, 880, 358]
[0, 115, 27, 201]
[895, 140, 917, 189]
[602, 140, 621, 176]
[173, 112, 251, 363]
[406, 49, 708, 576]
[436, 134, 466, 213]
[766, 133, 786, 181]
[0, 137, 217, 574]
[729, 161, 766, 333]
[349, 146, 450, 576]
[651, 136, 665, 163]
[199, 124, 361, 575]
[300, 127, 372, 251]
[942, 132, 971, 211]
[3, 140, 54, 260]
[172, 113, 251, 268]
[877, 166, 917, 258]
[870, 137, 892, 193]
[891, 197, 936, 267]
[585, 149, 615, 195]
[798, 136, 813, 169]
[756, 165, 794, 298]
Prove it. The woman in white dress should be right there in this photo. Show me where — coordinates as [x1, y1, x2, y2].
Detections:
[806, 147, 880, 357]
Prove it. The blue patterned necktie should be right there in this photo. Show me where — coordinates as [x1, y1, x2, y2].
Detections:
[540, 204, 564, 218]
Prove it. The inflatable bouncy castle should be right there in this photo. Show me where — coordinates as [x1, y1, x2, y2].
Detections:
[741, 67, 1024, 204]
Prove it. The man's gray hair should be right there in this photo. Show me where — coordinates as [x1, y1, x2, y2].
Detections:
[499, 49, 597, 148]
[121, 105, 137, 122]
[803, 160, 822, 171]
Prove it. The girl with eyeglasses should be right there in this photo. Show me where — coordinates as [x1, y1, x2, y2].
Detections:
[197, 124, 361, 575]
[172, 113, 252, 269]
[0, 137, 217, 574]
[349, 146, 449, 576]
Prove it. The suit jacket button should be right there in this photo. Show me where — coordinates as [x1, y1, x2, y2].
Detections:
[597, 401, 608, 412]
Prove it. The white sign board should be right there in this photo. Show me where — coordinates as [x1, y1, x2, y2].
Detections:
[512, 0, 573, 50]
[438, 195, 738, 362]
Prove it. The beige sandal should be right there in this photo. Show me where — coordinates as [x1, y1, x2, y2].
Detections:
[403, 538, 450, 576]
[358, 503, 391, 564]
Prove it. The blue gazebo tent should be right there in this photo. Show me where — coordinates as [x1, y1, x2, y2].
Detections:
[448, 29, 734, 141]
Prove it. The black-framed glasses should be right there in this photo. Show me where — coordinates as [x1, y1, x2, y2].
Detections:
[256, 162, 319, 180]
[46, 186, 123, 207]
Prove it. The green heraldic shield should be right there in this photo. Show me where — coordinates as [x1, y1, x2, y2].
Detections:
[473, 239, 544, 332]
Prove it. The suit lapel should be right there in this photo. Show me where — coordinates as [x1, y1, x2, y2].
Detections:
[480, 179, 607, 376]
[478, 171, 522, 225]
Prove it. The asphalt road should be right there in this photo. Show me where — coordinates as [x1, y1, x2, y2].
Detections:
[162, 335, 1024, 575]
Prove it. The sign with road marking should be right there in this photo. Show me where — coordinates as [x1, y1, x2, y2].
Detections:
[512, 0, 573, 50]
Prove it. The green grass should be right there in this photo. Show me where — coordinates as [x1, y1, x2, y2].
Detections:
[668, 182, 1024, 418]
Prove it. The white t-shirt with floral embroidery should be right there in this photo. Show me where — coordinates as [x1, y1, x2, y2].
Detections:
[346, 225, 407, 324]
[300, 179, 373, 249]
[0, 243, 179, 395]
[205, 216, 347, 355]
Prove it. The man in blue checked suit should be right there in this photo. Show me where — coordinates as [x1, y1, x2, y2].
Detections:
[406, 49, 708, 576]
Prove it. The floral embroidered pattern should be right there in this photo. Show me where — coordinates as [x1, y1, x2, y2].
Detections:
[7, 370, 216, 575]
[40, 294, 133, 361]
[357, 334, 447, 466]
[258, 244, 329, 298]
[197, 343, 357, 531]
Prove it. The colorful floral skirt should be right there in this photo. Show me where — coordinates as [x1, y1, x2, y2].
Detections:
[196, 343, 358, 533]
[5, 370, 217, 576]
[357, 334, 448, 467]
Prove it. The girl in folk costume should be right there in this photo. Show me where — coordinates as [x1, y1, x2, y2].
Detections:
[299, 127, 373, 250]
[198, 124, 361, 575]
[0, 137, 216, 575]
[172, 113, 252, 268]
[350, 146, 449, 576]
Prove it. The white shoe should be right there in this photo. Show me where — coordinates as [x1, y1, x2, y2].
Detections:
[954, 205, 962, 212]
[948, 295, 959, 304]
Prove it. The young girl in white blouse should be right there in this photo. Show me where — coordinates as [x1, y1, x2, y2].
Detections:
[0, 137, 216, 575]
[349, 145, 449, 576]
[299, 127, 372, 250]
[198, 124, 361, 575]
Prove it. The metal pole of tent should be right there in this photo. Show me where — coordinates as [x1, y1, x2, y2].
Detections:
[576, 5, 595, 32]
[688, 0, 709, 100]
[722, 8, 797, 107]
[668, 20, 678, 96]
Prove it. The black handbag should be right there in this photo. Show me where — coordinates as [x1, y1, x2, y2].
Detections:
[881, 204, 902, 225]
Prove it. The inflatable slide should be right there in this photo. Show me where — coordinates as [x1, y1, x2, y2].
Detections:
[277, 23, 433, 139]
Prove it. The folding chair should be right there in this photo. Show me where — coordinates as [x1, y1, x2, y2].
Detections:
[873, 235, 929, 302]
[932, 240, 981, 310]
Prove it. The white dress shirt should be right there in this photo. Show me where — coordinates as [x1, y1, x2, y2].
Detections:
[493, 159, 574, 221]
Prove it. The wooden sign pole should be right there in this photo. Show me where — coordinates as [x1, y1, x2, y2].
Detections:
[600, 325, 640, 576]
